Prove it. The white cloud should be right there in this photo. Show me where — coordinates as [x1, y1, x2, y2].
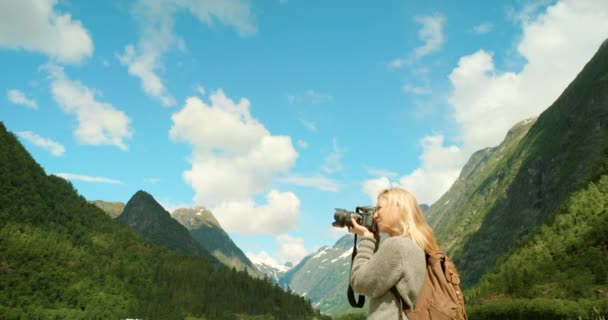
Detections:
[363, 135, 464, 205]
[473, 22, 493, 34]
[7, 89, 38, 109]
[276, 234, 308, 265]
[120, 0, 256, 106]
[413, 13, 446, 59]
[306, 89, 334, 104]
[119, 44, 176, 107]
[322, 138, 344, 174]
[213, 191, 299, 234]
[0, 0, 92, 64]
[299, 115, 317, 132]
[44, 64, 133, 150]
[55, 173, 122, 184]
[403, 84, 430, 95]
[170, 89, 299, 234]
[362, 176, 392, 204]
[388, 13, 444, 70]
[296, 139, 308, 149]
[286, 93, 299, 104]
[194, 84, 206, 96]
[369, 0, 608, 206]
[144, 178, 160, 184]
[281, 174, 339, 192]
[16, 131, 64, 156]
[158, 199, 192, 214]
[387, 58, 406, 70]
[398, 136, 465, 205]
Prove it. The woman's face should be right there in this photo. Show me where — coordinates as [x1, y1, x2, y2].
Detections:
[374, 196, 400, 236]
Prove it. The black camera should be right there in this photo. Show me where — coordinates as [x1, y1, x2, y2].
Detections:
[332, 206, 378, 233]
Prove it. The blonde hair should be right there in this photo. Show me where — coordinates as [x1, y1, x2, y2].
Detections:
[378, 188, 441, 253]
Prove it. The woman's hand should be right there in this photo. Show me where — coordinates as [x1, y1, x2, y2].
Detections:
[348, 218, 375, 238]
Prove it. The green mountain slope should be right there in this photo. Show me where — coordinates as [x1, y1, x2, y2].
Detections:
[465, 175, 608, 319]
[173, 207, 263, 277]
[0, 122, 325, 320]
[90, 200, 125, 218]
[426, 39, 608, 289]
[426, 117, 537, 251]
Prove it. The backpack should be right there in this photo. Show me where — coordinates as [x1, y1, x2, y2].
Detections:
[392, 251, 467, 320]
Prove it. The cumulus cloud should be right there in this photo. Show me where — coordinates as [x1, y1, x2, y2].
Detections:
[55, 173, 122, 184]
[363, 136, 465, 205]
[212, 190, 299, 235]
[0, 0, 92, 64]
[120, 0, 256, 106]
[170, 89, 299, 234]
[7, 89, 38, 109]
[276, 234, 309, 265]
[16, 131, 64, 156]
[369, 0, 608, 206]
[397, 136, 466, 205]
[44, 64, 133, 150]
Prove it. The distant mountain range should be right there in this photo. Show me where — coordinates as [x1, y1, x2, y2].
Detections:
[247, 254, 293, 283]
[279, 234, 359, 315]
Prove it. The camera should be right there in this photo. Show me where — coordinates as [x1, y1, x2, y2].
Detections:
[332, 206, 378, 233]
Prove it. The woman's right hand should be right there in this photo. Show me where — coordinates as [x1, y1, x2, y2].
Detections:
[348, 218, 374, 238]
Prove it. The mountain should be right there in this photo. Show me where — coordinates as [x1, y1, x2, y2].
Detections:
[90, 200, 125, 218]
[117, 191, 219, 264]
[426, 39, 608, 289]
[425, 116, 537, 250]
[248, 253, 293, 283]
[0, 121, 324, 319]
[280, 234, 364, 316]
[172, 206, 262, 277]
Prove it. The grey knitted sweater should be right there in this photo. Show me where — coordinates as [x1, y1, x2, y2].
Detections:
[350, 236, 426, 320]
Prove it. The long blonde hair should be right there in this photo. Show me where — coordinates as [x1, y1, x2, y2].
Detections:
[378, 188, 441, 253]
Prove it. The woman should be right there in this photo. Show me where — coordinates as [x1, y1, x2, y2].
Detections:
[348, 187, 441, 319]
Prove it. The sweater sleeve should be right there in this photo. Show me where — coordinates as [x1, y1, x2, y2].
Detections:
[350, 236, 411, 298]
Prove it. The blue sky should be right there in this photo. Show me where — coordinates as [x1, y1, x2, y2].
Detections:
[1, 0, 607, 266]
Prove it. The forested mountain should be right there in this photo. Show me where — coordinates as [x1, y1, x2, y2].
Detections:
[423, 40, 608, 318]
[0, 122, 326, 320]
[90, 200, 125, 218]
[173, 206, 263, 277]
[117, 190, 221, 265]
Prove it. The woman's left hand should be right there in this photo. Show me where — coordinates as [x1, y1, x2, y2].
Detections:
[348, 218, 375, 238]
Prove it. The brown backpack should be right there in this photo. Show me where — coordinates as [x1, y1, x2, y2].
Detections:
[392, 251, 467, 320]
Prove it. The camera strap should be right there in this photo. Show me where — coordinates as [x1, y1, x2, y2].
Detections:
[347, 234, 365, 308]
